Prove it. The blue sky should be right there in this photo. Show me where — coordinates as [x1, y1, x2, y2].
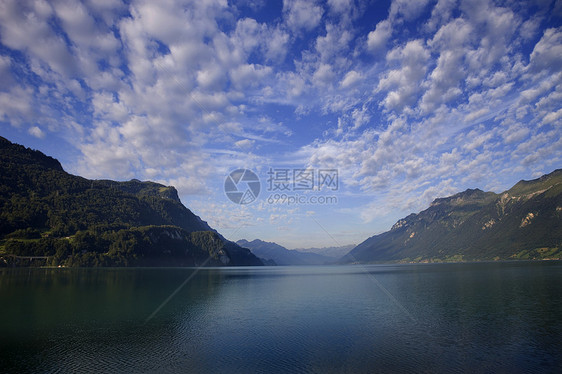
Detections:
[1, 0, 561, 248]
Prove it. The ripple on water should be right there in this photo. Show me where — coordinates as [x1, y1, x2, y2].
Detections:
[1, 264, 561, 373]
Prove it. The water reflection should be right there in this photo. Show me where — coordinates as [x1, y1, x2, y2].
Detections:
[1, 262, 561, 373]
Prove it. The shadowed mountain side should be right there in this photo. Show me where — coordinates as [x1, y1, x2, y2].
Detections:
[341, 170, 562, 263]
[0, 136, 262, 267]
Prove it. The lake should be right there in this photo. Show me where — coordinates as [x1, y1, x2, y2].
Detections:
[1, 262, 561, 373]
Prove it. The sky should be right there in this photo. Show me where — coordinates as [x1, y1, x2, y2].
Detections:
[1, 0, 561, 249]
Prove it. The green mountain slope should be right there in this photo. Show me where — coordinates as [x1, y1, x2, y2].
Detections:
[0, 137, 262, 267]
[342, 170, 562, 263]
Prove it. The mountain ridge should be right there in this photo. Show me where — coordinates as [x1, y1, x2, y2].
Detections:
[0, 136, 262, 267]
[292, 244, 355, 258]
[342, 169, 562, 263]
[236, 239, 334, 265]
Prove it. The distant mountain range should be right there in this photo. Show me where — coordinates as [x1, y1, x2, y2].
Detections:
[341, 170, 562, 263]
[2, 136, 559, 267]
[236, 239, 343, 265]
[294, 244, 355, 258]
[0, 137, 262, 267]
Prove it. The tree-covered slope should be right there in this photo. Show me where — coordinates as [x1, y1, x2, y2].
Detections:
[342, 170, 562, 263]
[0, 136, 262, 267]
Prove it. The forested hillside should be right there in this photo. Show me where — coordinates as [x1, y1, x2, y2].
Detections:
[0, 137, 262, 267]
[341, 170, 562, 263]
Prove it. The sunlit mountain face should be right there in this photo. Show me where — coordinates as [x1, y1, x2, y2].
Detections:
[1, 0, 561, 248]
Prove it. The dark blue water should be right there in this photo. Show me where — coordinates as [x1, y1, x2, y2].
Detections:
[1, 262, 561, 373]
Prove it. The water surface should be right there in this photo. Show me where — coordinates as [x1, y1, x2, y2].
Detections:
[1, 262, 561, 373]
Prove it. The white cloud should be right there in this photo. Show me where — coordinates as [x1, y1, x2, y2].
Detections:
[519, 74, 560, 102]
[0, 86, 34, 125]
[230, 64, 272, 89]
[501, 123, 530, 144]
[0, 1, 79, 78]
[265, 27, 290, 61]
[283, 0, 323, 33]
[53, 0, 119, 54]
[464, 108, 489, 123]
[1, 0, 561, 243]
[0, 55, 14, 87]
[542, 108, 562, 125]
[28, 126, 45, 138]
[231, 18, 289, 63]
[429, 17, 474, 50]
[234, 139, 255, 149]
[91, 91, 129, 123]
[163, 175, 208, 195]
[463, 3, 519, 73]
[312, 63, 335, 87]
[529, 27, 562, 72]
[340, 70, 362, 88]
[349, 110, 367, 131]
[390, 0, 432, 21]
[425, 0, 457, 32]
[316, 23, 353, 62]
[519, 16, 542, 41]
[327, 0, 353, 15]
[419, 49, 465, 113]
[377, 40, 430, 111]
[196, 65, 227, 91]
[367, 20, 391, 52]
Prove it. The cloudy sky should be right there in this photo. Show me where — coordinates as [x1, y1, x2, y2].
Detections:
[1, 0, 561, 248]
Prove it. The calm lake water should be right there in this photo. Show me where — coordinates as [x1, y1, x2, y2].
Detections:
[1, 262, 561, 373]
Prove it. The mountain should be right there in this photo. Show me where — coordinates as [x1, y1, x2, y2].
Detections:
[342, 170, 562, 263]
[293, 244, 355, 258]
[236, 239, 333, 265]
[0, 136, 262, 267]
